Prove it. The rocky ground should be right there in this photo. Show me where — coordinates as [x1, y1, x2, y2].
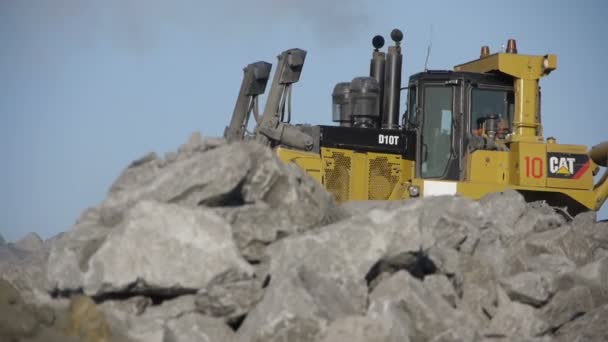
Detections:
[1, 132, 607, 342]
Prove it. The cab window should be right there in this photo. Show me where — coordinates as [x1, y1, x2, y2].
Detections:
[470, 89, 514, 137]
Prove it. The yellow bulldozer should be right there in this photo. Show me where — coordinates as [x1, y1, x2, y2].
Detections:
[224, 28, 608, 216]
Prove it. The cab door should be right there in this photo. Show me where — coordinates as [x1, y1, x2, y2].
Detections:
[417, 83, 460, 180]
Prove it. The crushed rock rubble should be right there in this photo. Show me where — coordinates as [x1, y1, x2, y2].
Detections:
[1, 134, 607, 342]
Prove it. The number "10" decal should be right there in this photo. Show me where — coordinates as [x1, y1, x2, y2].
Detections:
[524, 156, 543, 179]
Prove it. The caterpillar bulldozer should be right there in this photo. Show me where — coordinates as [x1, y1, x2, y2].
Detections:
[224, 28, 608, 216]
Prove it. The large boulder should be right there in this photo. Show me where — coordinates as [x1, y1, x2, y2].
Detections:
[368, 271, 479, 341]
[47, 139, 341, 294]
[213, 144, 341, 262]
[99, 142, 255, 227]
[236, 195, 490, 342]
[195, 271, 265, 324]
[46, 206, 115, 292]
[82, 200, 253, 296]
[484, 300, 549, 339]
[499, 272, 556, 307]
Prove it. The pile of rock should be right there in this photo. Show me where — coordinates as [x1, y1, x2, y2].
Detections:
[1, 133, 607, 342]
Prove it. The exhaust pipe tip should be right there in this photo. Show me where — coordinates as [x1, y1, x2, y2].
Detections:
[372, 35, 385, 51]
[390, 29, 403, 44]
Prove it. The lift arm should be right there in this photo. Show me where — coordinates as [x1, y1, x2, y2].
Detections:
[224, 61, 272, 142]
[255, 48, 313, 151]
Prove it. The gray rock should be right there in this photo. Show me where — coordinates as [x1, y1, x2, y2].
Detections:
[143, 295, 198, 320]
[81, 201, 253, 296]
[15, 232, 45, 253]
[521, 222, 606, 267]
[237, 263, 363, 342]
[99, 142, 254, 227]
[479, 338, 552, 342]
[338, 200, 411, 217]
[423, 274, 459, 308]
[516, 201, 566, 234]
[552, 256, 608, 306]
[479, 190, 528, 237]
[46, 206, 111, 292]
[177, 131, 204, 154]
[572, 256, 608, 287]
[418, 195, 486, 254]
[553, 303, 608, 342]
[99, 296, 152, 334]
[0, 278, 78, 342]
[0, 242, 51, 304]
[109, 151, 163, 195]
[235, 199, 434, 341]
[540, 286, 596, 332]
[165, 313, 236, 342]
[195, 273, 264, 323]
[485, 301, 549, 339]
[216, 144, 341, 261]
[499, 272, 555, 307]
[102, 295, 199, 342]
[503, 252, 576, 279]
[368, 271, 478, 342]
[110, 134, 224, 197]
[319, 315, 410, 342]
[123, 315, 166, 342]
[428, 246, 463, 279]
[236, 195, 489, 342]
[459, 254, 501, 323]
[472, 227, 510, 277]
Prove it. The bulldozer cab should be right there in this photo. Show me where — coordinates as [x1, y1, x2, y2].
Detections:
[405, 71, 514, 182]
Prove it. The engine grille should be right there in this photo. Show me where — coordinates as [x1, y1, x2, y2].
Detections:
[368, 156, 400, 200]
[324, 152, 351, 202]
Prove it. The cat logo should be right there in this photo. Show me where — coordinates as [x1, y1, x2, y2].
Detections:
[549, 156, 575, 176]
[547, 153, 590, 179]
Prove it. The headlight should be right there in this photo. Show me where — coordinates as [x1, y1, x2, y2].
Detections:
[408, 185, 420, 197]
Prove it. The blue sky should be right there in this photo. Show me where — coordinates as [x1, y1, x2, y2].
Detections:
[1, 0, 607, 241]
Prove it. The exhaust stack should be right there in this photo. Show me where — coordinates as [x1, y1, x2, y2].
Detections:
[382, 29, 403, 129]
[370, 35, 386, 122]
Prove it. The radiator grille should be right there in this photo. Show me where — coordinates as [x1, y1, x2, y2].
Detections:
[368, 157, 400, 200]
[325, 152, 351, 202]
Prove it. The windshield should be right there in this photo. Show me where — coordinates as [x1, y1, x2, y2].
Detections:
[471, 88, 514, 137]
[421, 86, 453, 178]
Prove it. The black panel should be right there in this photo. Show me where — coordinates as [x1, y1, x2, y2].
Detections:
[319, 125, 411, 155]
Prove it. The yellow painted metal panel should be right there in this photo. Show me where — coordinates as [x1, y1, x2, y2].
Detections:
[276, 147, 322, 183]
[467, 150, 509, 184]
